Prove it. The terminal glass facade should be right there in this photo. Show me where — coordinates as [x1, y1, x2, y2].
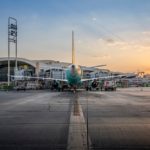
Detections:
[0, 61, 35, 82]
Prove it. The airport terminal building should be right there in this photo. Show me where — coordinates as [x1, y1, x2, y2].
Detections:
[0, 57, 36, 82]
[0, 57, 110, 82]
[1, 57, 150, 89]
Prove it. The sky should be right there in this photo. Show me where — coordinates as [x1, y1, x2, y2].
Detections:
[0, 0, 150, 73]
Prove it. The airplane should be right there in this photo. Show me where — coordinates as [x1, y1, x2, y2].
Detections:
[10, 31, 122, 92]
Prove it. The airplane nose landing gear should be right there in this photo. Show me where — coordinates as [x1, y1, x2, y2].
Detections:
[73, 86, 77, 93]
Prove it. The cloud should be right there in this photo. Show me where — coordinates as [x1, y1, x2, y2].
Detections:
[142, 31, 150, 36]
[97, 38, 126, 47]
[104, 38, 115, 44]
[92, 54, 111, 59]
[92, 17, 97, 21]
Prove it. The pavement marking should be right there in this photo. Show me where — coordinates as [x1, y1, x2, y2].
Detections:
[67, 98, 92, 150]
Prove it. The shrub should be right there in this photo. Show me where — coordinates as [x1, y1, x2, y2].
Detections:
[0, 83, 14, 91]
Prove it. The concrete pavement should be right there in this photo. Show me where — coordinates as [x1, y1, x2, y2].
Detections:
[0, 88, 150, 150]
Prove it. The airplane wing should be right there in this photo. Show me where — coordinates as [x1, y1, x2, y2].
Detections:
[81, 65, 107, 71]
[89, 64, 107, 68]
[81, 75, 125, 82]
[10, 75, 68, 82]
[41, 77, 67, 82]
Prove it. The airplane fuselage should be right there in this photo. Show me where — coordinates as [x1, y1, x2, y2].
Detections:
[66, 65, 82, 88]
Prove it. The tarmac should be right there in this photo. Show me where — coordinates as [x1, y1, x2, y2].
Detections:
[0, 87, 150, 150]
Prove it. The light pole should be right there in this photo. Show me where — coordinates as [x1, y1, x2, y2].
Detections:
[86, 92, 89, 150]
[8, 17, 17, 86]
[138, 72, 144, 91]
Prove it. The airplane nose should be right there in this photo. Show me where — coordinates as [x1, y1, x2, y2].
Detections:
[71, 65, 75, 74]
[72, 65, 75, 69]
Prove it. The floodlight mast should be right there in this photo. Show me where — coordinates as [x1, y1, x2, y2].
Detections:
[8, 17, 17, 86]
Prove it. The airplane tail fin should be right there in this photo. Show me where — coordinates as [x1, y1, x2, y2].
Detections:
[72, 31, 75, 64]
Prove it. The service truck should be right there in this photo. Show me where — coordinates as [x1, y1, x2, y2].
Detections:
[103, 80, 116, 91]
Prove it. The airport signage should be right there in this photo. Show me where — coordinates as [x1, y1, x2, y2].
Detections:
[8, 18, 17, 43]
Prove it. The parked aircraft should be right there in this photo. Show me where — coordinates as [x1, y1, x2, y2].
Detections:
[11, 31, 122, 91]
